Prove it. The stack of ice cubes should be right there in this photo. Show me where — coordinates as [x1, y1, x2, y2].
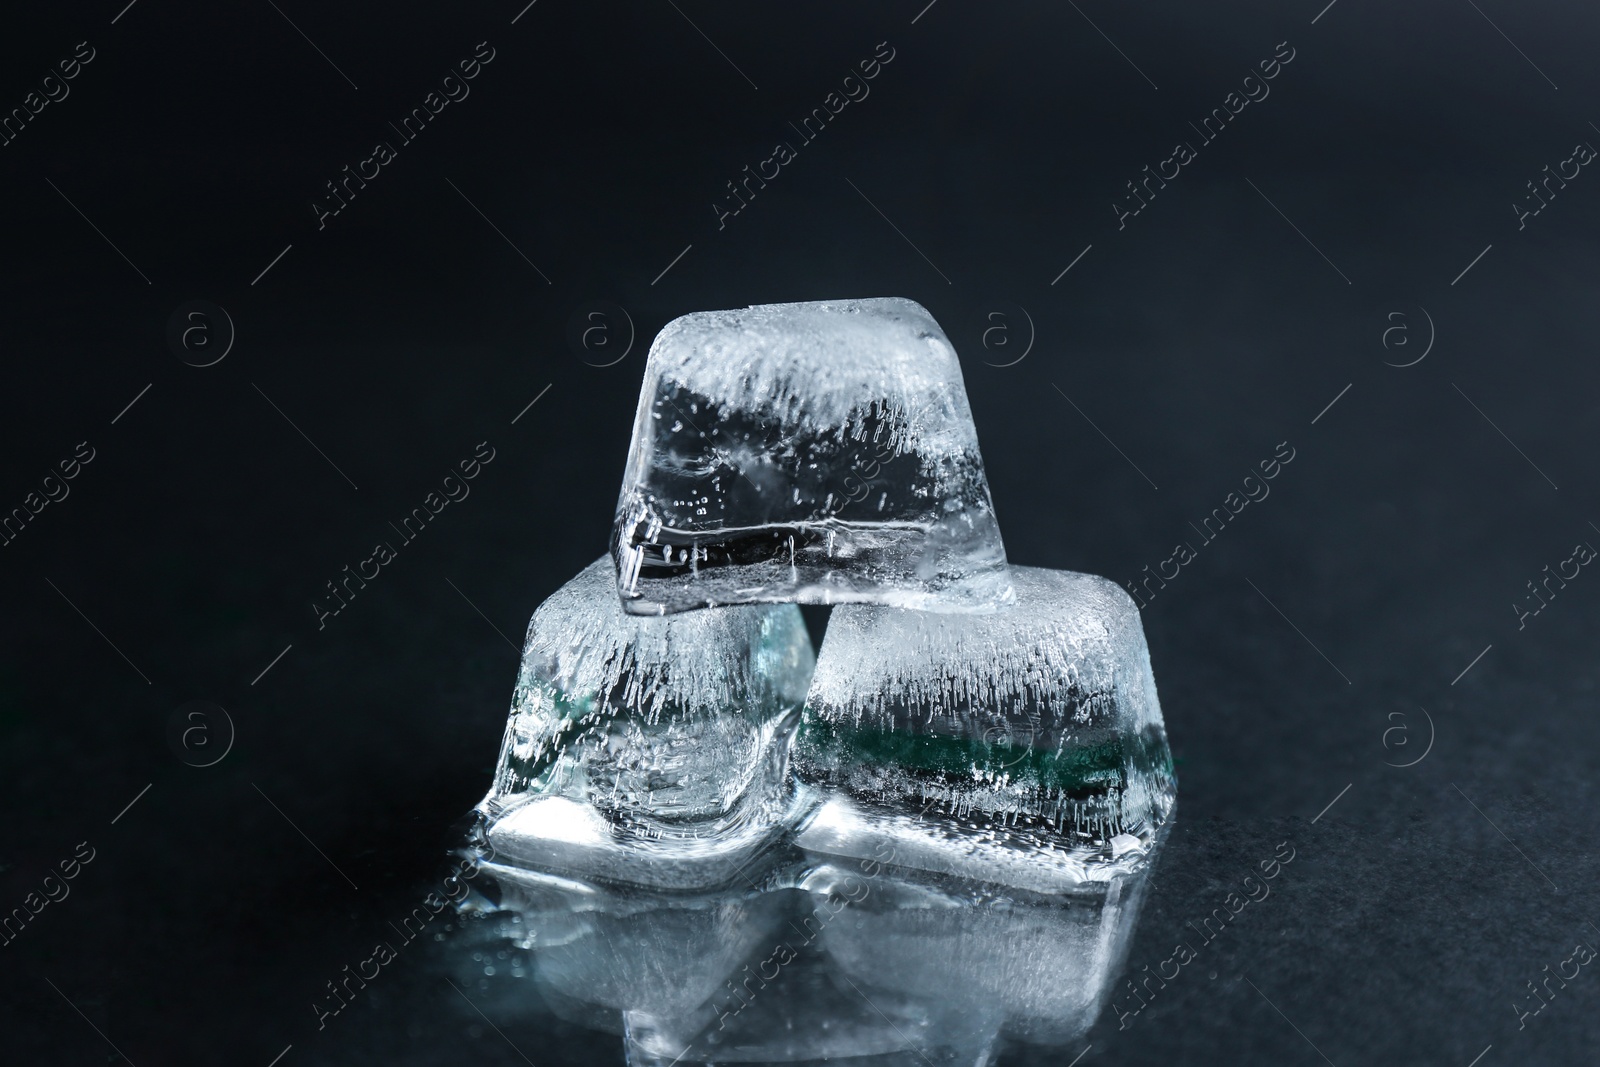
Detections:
[467, 296, 1179, 1057]
[477, 296, 1176, 897]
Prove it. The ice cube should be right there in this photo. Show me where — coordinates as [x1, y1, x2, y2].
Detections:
[480, 556, 815, 889]
[792, 565, 1176, 893]
[612, 297, 1011, 616]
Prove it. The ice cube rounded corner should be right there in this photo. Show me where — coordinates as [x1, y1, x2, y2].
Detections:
[610, 296, 1013, 617]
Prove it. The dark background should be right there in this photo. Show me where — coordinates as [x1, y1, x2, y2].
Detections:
[3, 1, 1599, 1063]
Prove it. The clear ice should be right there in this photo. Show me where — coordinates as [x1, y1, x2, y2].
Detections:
[611, 297, 1012, 616]
[792, 565, 1176, 893]
[478, 556, 815, 890]
[459, 292, 1179, 1056]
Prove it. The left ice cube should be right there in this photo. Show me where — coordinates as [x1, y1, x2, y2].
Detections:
[479, 556, 815, 889]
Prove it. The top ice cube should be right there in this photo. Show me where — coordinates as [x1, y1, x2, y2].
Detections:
[613, 297, 1011, 615]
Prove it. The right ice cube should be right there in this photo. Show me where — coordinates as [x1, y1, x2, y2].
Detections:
[793, 565, 1176, 893]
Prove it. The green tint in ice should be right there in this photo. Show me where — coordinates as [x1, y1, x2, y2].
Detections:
[794, 565, 1176, 892]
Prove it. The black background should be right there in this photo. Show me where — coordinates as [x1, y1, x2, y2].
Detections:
[3, 1, 1599, 1064]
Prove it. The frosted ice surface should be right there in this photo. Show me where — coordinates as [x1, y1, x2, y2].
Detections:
[612, 297, 1012, 616]
[479, 556, 815, 889]
[793, 565, 1175, 892]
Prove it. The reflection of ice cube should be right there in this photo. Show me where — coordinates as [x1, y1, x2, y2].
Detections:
[479, 557, 815, 889]
[612, 298, 1012, 616]
[479, 864, 789, 1030]
[622, 887, 1003, 1067]
[801, 860, 1158, 1046]
[793, 565, 1176, 892]
[453, 839, 1163, 1062]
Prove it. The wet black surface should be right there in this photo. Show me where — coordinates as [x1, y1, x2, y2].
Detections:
[3, 1, 1600, 1063]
